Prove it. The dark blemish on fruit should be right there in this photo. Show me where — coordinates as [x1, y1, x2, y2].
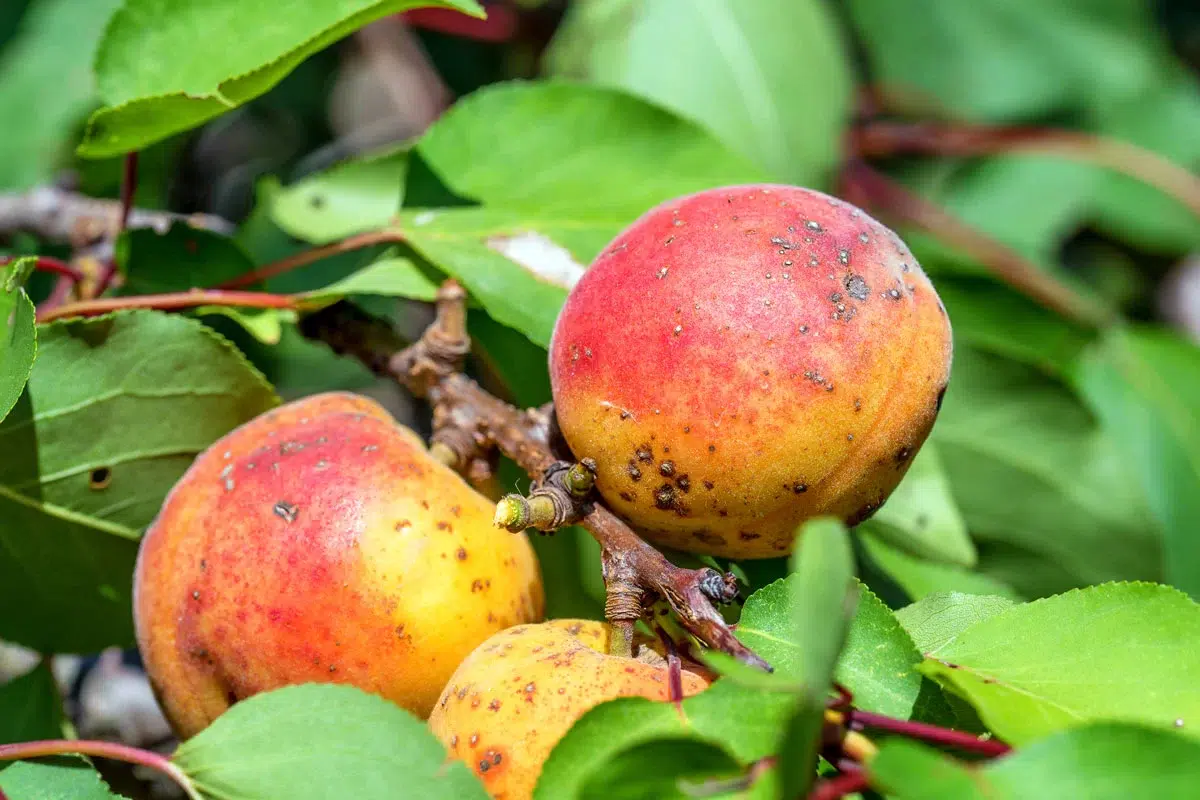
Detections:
[479, 761, 490, 773]
[619, 410, 632, 420]
[470, 733, 479, 745]
[895, 446, 912, 464]
[421, 500, 429, 510]
[451, 505, 461, 517]
[457, 547, 468, 561]
[885, 288, 903, 301]
[654, 484, 688, 516]
[799, 325, 809, 334]
[627, 462, 643, 481]
[838, 248, 850, 266]
[708, 444, 716, 453]
[846, 499, 882, 527]
[329, 665, 337, 673]
[396, 624, 405, 638]
[280, 440, 304, 455]
[844, 274, 869, 301]
[805, 220, 823, 232]
[676, 475, 690, 493]
[395, 520, 411, 531]
[854, 399, 862, 412]
[89, 467, 112, 489]
[657, 266, 669, 279]
[770, 236, 799, 250]
[199, 559, 207, 571]
[192, 590, 200, 600]
[739, 531, 761, 541]
[935, 385, 948, 411]
[718, 509, 729, 517]
[437, 521, 452, 532]
[703, 480, 714, 490]
[847, 434, 855, 442]
[636, 445, 654, 463]
[619, 491, 635, 502]
[693, 530, 727, 546]
[273, 501, 298, 523]
[660, 460, 676, 477]
[683, 425, 690, 433]
[472, 579, 485, 592]
[662, 445, 670, 454]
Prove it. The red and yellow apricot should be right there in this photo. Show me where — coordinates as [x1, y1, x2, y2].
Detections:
[133, 392, 544, 739]
[549, 184, 953, 558]
[428, 620, 712, 800]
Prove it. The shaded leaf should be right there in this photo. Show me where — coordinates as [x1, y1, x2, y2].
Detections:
[860, 530, 1020, 603]
[0, 310, 278, 651]
[868, 443, 975, 567]
[1075, 327, 1200, 599]
[174, 684, 486, 799]
[117, 222, 255, 294]
[299, 255, 440, 307]
[576, 737, 742, 800]
[0, 662, 64, 744]
[0, 0, 121, 189]
[79, 0, 484, 156]
[868, 739, 987, 800]
[416, 80, 766, 216]
[271, 146, 408, 244]
[895, 592, 1016, 655]
[1, 257, 37, 422]
[918, 582, 1200, 744]
[545, 0, 851, 185]
[931, 346, 1160, 592]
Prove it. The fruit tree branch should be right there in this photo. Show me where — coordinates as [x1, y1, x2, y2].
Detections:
[299, 288, 771, 670]
[36, 289, 298, 323]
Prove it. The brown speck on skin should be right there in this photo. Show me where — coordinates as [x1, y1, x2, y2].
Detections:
[854, 399, 862, 412]
[395, 520, 411, 531]
[792, 482, 809, 494]
[619, 491, 635, 502]
[936, 386, 948, 411]
[895, 446, 912, 464]
[627, 462, 643, 481]
[847, 434, 855, 441]
[805, 220, 823, 232]
[770, 236, 799, 250]
[273, 501, 298, 523]
[437, 521, 452, 532]
[192, 590, 200, 600]
[457, 547, 468, 561]
[470, 734, 479, 746]
[199, 559, 207, 571]
[844, 273, 869, 301]
[703, 480, 714, 490]
[708, 444, 716, 453]
[659, 460, 676, 477]
[636, 445, 654, 463]
[619, 410, 632, 420]
[676, 475, 690, 492]
[472, 579, 485, 592]
[739, 531, 761, 541]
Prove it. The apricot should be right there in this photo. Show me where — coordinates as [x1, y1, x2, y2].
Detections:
[133, 392, 544, 739]
[428, 620, 712, 800]
[549, 184, 952, 558]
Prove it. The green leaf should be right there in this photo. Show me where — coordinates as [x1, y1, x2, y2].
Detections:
[0, 758, 124, 800]
[860, 532, 1021, 603]
[847, 0, 1164, 121]
[416, 80, 766, 216]
[299, 256, 440, 307]
[1, 257, 37, 423]
[79, 0, 484, 156]
[895, 592, 1016, 655]
[934, 274, 1093, 377]
[575, 737, 742, 800]
[196, 307, 286, 346]
[930, 346, 1160, 593]
[1075, 327, 1200, 599]
[117, 222, 255, 294]
[0, 662, 65, 744]
[918, 582, 1200, 744]
[868, 443, 975, 567]
[534, 686, 794, 799]
[0, 310, 278, 651]
[1086, 74, 1200, 254]
[0, 0, 122, 189]
[174, 684, 486, 799]
[872, 724, 1200, 800]
[787, 518, 857, 691]
[402, 207, 615, 346]
[271, 146, 408, 244]
[545, 0, 851, 185]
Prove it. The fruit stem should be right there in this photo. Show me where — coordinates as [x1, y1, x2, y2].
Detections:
[807, 768, 870, 800]
[36, 289, 298, 323]
[848, 709, 1011, 757]
[609, 619, 634, 658]
[216, 229, 407, 290]
[0, 740, 201, 800]
[0, 255, 85, 283]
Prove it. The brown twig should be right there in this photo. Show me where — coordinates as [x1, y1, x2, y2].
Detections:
[92, 153, 140, 297]
[0, 740, 200, 800]
[808, 768, 870, 800]
[300, 290, 770, 669]
[36, 289, 297, 323]
[839, 159, 1113, 326]
[216, 229, 406, 289]
[854, 121, 1200, 220]
[0, 186, 232, 248]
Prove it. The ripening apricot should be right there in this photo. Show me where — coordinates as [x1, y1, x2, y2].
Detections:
[549, 184, 953, 558]
[133, 392, 544, 739]
[428, 620, 712, 800]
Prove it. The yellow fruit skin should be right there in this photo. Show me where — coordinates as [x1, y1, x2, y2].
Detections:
[428, 620, 711, 800]
[133, 392, 544, 739]
[549, 184, 953, 558]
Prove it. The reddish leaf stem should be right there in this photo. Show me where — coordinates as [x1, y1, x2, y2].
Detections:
[216, 229, 406, 289]
[92, 153, 139, 297]
[808, 768, 870, 800]
[36, 289, 297, 323]
[0, 739, 199, 800]
[848, 709, 1011, 757]
[401, 6, 518, 42]
[854, 121, 1200, 220]
[839, 159, 1113, 326]
[0, 256, 84, 282]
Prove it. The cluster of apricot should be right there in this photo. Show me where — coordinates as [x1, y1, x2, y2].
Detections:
[134, 185, 951, 798]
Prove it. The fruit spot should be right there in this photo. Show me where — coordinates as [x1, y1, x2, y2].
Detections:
[272, 501, 299, 523]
